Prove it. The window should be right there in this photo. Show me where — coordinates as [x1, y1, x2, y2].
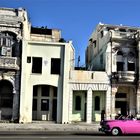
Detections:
[128, 62, 135, 71]
[100, 54, 103, 64]
[32, 57, 42, 73]
[0, 32, 15, 57]
[117, 62, 124, 71]
[41, 85, 49, 96]
[117, 51, 123, 55]
[51, 58, 61, 74]
[27, 57, 31, 63]
[119, 28, 126, 32]
[95, 96, 100, 111]
[100, 31, 104, 38]
[41, 99, 49, 111]
[128, 52, 135, 71]
[93, 40, 96, 48]
[33, 99, 37, 111]
[75, 96, 81, 111]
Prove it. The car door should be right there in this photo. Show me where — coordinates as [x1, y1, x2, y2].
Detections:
[124, 120, 140, 134]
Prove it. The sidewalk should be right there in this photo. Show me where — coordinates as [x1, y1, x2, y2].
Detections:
[0, 122, 100, 134]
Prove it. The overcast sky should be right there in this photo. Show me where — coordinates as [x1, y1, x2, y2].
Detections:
[1, 0, 140, 66]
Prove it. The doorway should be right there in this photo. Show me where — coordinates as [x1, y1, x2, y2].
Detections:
[115, 101, 127, 116]
[115, 93, 127, 116]
[32, 85, 57, 121]
[0, 80, 13, 120]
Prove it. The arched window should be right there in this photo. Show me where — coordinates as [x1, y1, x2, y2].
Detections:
[117, 50, 124, 71]
[95, 96, 100, 111]
[0, 32, 17, 57]
[75, 96, 81, 111]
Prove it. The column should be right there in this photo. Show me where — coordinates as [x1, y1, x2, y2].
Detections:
[86, 88, 92, 123]
[12, 72, 20, 122]
[111, 86, 117, 119]
[57, 82, 62, 123]
[137, 86, 140, 118]
[106, 85, 111, 120]
[68, 89, 73, 123]
[129, 88, 136, 115]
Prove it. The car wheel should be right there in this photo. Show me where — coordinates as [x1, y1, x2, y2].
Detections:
[111, 127, 121, 136]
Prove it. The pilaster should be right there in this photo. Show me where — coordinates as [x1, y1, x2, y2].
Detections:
[68, 89, 73, 123]
[111, 85, 117, 119]
[86, 88, 92, 123]
[106, 85, 111, 119]
[137, 85, 140, 118]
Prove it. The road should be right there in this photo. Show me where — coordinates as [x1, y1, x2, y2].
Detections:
[0, 134, 140, 140]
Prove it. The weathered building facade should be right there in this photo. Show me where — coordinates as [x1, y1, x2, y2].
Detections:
[0, 7, 110, 124]
[86, 23, 140, 120]
[1, 7, 140, 124]
[0, 7, 28, 121]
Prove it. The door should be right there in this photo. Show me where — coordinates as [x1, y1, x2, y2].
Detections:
[115, 101, 127, 116]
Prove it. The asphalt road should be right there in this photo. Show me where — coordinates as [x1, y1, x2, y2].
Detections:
[0, 134, 140, 140]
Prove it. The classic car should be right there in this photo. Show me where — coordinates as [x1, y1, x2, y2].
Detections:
[99, 118, 140, 135]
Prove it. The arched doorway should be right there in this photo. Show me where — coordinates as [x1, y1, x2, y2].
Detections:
[32, 85, 57, 121]
[0, 80, 13, 120]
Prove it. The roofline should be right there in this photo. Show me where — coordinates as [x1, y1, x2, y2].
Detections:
[97, 23, 140, 30]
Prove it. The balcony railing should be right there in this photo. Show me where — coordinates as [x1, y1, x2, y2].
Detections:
[112, 71, 136, 82]
[111, 31, 135, 41]
[0, 57, 20, 70]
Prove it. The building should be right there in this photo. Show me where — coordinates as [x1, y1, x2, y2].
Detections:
[86, 23, 140, 119]
[0, 7, 75, 124]
[0, 7, 26, 122]
[1, 7, 140, 124]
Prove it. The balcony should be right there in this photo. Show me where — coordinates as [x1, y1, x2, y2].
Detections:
[69, 70, 109, 83]
[111, 31, 135, 42]
[112, 71, 136, 83]
[0, 57, 20, 70]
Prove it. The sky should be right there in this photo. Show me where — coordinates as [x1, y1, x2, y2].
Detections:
[1, 0, 140, 66]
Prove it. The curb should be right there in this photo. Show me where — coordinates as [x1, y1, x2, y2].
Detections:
[0, 130, 102, 135]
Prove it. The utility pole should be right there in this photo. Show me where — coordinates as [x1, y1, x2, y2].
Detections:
[77, 56, 80, 67]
